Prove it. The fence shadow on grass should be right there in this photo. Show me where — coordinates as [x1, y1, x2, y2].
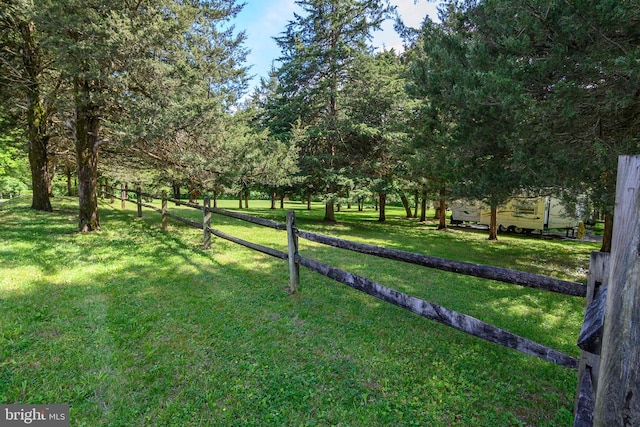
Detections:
[1, 195, 581, 426]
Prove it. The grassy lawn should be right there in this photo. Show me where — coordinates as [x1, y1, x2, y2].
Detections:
[0, 196, 599, 426]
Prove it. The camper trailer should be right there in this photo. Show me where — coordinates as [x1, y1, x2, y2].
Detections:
[449, 196, 578, 233]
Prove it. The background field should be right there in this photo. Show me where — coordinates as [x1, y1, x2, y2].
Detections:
[0, 196, 599, 426]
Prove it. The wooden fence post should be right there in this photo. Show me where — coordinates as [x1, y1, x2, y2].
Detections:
[594, 155, 640, 426]
[136, 184, 142, 218]
[575, 251, 609, 425]
[121, 184, 126, 209]
[203, 197, 211, 249]
[286, 210, 300, 293]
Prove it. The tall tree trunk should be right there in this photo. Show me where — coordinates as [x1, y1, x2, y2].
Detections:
[244, 189, 249, 209]
[399, 190, 412, 218]
[213, 191, 218, 208]
[437, 188, 447, 230]
[280, 193, 284, 209]
[238, 190, 243, 209]
[324, 201, 336, 222]
[270, 192, 276, 209]
[420, 189, 427, 222]
[21, 20, 52, 212]
[172, 183, 180, 205]
[414, 190, 419, 218]
[66, 166, 73, 196]
[28, 128, 51, 211]
[75, 84, 101, 232]
[600, 212, 613, 252]
[47, 157, 56, 197]
[103, 178, 109, 201]
[324, 182, 337, 222]
[488, 205, 498, 240]
[378, 191, 386, 222]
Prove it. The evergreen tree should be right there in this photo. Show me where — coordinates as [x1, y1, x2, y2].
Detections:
[455, 0, 640, 249]
[0, 0, 60, 211]
[0, 111, 30, 196]
[343, 49, 409, 222]
[409, 11, 531, 240]
[271, 0, 393, 222]
[33, 0, 247, 231]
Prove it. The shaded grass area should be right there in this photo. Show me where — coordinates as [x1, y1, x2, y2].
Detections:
[0, 196, 599, 426]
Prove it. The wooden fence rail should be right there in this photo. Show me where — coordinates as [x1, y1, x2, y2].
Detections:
[139, 201, 163, 215]
[107, 185, 581, 370]
[164, 210, 203, 229]
[297, 230, 586, 297]
[574, 252, 609, 426]
[110, 187, 288, 260]
[210, 206, 287, 230]
[207, 226, 288, 260]
[104, 156, 639, 425]
[296, 253, 579, 369]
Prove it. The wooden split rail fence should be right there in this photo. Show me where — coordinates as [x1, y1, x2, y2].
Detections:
[105, 155, 640, 426]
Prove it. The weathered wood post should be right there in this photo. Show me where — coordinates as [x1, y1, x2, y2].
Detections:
[121, 184, 126, 209]
[594, 155, 640, 426]
[161, 190, 168, 231]
[575, 252, 609, 425]
[203, 196, 211, 249]
[136, 184, 142, 218]
[286, 210, 300, 293]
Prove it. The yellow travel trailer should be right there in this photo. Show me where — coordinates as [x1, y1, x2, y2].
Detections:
[449, 196, 579, 233]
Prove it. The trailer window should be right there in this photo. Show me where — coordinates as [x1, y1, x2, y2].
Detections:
[514, 201, 537, 216]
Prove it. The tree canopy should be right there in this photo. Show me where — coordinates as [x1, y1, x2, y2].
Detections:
[0, 0, 637, 245]
[267, 0, 395, 222]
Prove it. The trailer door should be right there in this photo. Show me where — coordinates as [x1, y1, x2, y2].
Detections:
[544, 196, 551, 228]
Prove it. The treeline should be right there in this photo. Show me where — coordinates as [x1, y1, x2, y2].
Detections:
[1, 0, 638, 250]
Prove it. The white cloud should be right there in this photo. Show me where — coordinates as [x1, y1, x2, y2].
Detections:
[372, 0, 440, 52]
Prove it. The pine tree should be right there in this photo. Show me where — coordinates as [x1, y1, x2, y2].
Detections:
[271, 0, 393, 222]
[408, 12, 531, 240]
[34, 0, 247, 231]
[0, 0, 58, 211]
[342, 50, 409, 222]
[455, 0, 640, 249]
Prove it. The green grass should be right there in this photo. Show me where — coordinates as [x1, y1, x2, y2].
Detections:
[0, 196, 599, 426]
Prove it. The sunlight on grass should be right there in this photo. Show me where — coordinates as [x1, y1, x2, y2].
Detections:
[0, 196, 597, 426]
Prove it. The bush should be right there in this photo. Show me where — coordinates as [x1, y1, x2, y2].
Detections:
[0, 176, 28, 196]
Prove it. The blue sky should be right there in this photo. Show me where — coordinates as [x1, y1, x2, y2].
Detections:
[232, 0, 442, 91]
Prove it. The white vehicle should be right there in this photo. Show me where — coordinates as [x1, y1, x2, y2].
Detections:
[449, 196, 579, 233]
